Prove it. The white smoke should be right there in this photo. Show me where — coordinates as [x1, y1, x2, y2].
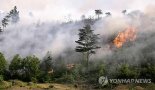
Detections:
[0, 0, 155, 21]
[0, 3, 155, 63]
[0, 20, 83, 60]
[89, 5, 155, 64]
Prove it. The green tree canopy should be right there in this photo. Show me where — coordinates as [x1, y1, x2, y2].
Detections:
[9, 54, 22, 79]
[22, 55, 40, 81]
[39, 52, 53, 82]
[40, 52, 53, 73]
[75, 24, 100, 66]
[0, 52, 7, 75]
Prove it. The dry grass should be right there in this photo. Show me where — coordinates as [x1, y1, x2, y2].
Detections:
[0, 81, 12, 89]
[1, 80, 155, 90]
[114, 85, 129, 90]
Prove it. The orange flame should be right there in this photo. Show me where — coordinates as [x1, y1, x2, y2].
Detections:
[113, 27, 136, 48]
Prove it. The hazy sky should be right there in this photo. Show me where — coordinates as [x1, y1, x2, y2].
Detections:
[0, 0, 155, 21]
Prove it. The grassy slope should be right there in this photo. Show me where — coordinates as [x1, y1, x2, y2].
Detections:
[0, 80, 155, 90]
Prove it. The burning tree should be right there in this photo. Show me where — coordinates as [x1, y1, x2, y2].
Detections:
[113, 27, 136, 48]
[75, 24, 100, 67]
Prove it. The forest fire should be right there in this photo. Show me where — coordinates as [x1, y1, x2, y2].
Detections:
[113, 27, 136, 48]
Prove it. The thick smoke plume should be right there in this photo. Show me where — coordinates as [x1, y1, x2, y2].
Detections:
[0, 20, 83, 60]
[94, 9, 155, 65]
[0, 5, 155, 64]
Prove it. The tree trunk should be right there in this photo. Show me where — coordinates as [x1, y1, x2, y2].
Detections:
[86, 51, 89, 68]
[98, 15, 100, 19]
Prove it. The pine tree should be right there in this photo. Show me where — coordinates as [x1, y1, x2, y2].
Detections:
[41, 51, 53, 74]
[105, 12, 111, 17]
[2, 17, 9, 29]
[75, 24, 100, 67]
[122, 10, 127, 15]
[9, 54, 22, 79]
[9, 6, 19, 23]
[0, 27, 2, 32]
[0, 52, 7, 75]
[1, 6, 19, 31]
[40, 52, 53, 82]
[95, 9, 103, 19]
[22, 55, 40, 82]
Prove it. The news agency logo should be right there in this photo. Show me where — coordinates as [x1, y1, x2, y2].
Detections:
[99, 76, 151, 86]
[98, 76, 108, 86]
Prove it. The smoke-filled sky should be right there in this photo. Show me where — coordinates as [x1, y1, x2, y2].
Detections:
[0, 0, 155, 62]
[0, 0, 155, 21]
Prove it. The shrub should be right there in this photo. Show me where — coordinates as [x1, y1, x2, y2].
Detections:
[11, 80, 27, 87]
[0, 75, 4, 82]
[49, 84, 54, 88]
[0, 81, 12, 89]
[116, 64, 138, 79]
[31, 77, 37, 83]
[55, 74, 75, 83]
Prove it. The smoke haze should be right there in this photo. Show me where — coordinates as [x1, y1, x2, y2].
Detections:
[0, 1, 155, 63]
[0, 0, 155, 21]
